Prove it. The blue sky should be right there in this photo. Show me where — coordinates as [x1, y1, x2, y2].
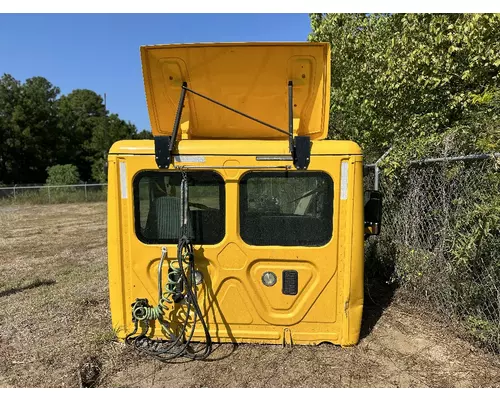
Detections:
[0, 13, 312, 132]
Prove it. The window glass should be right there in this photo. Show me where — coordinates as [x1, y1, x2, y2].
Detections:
[134, 171, 225, 244]
[240, 172, 333, 246]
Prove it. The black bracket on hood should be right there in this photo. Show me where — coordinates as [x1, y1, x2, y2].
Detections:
[154, 81, 311, 170]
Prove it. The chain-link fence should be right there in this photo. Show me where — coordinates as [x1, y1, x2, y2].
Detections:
[365, 153, 500, 353]
[0, 183, 107, 204]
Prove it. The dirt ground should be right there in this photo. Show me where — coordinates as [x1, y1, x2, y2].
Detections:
[0, 202, 499, 388]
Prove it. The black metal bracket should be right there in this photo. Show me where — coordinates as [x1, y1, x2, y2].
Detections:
[292, 136, 311, 170]
[154, 80, 311, 170]
[155, 135, 172, 169]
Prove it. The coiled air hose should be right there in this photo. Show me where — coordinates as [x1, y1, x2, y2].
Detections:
[126, 236, 213, 361]
[130, 250, 182, 322]
[125, 171, 213, 362]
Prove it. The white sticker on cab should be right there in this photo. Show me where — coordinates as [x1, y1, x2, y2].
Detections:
[340, 161, 348, 200]
[119, 161, 128, 199]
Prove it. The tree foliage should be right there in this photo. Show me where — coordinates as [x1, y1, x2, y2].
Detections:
[0, 75, 60, 183]
[0, 75, 151, 184]
[46, 164, 80, 186]
[310, 14, 500, 351]
[308, 13, 500, 164]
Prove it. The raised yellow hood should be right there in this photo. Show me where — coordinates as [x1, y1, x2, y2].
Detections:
[141, 42, 331, 140]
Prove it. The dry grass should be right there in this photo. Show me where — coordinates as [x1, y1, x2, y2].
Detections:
[0, 203, 499, 388]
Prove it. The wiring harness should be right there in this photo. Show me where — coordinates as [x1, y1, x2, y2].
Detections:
[125, 172, 212, 361]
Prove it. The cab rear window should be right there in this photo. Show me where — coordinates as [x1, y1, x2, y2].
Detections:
[133, 171, 225, 244]
[239, 171, 333, 246]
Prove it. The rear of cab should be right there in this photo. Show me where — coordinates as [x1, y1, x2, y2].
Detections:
[107, 42, 365, 346]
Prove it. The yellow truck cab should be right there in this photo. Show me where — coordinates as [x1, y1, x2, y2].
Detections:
[107, 42, 382, 361]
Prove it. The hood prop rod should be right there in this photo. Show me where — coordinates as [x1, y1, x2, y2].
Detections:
[154, 81, 310, 170]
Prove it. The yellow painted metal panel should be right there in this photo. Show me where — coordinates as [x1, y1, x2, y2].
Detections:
[107, 142, 365, 346]
[141, 42, 331, 140]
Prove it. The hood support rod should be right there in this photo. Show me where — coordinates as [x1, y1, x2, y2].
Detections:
[155, 82, 310, 170]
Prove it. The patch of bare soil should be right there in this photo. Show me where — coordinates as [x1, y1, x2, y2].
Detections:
[0, 203, 499, 388]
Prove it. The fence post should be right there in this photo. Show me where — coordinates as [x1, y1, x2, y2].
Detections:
[84, 182, 88, 201]
[13, 184, 16, 199]
[48, 186, 51, 203]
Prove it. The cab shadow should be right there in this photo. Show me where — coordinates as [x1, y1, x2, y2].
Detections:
[360, 280, 397, 340]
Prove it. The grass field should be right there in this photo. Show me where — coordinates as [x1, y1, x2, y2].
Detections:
[1, 203, 499, 388]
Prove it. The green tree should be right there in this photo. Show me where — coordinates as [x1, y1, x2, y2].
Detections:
[0, 75, 61, 183]
[87, 113, 138, 182]
[1, 74, 154, 185]
[46, 164, 80, 186]
[308, 13, 500, 164]
[56, 89, 107, 181]
[134, 129, 152, 139]
[0, 74, 22, 183]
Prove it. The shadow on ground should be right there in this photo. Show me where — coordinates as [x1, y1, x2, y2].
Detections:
[360, 280, 398, 340]
[0, 279, 57, 298]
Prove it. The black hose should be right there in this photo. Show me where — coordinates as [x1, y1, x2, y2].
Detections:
[177, 235, 212, 360]
[125, 235, 212, 362]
